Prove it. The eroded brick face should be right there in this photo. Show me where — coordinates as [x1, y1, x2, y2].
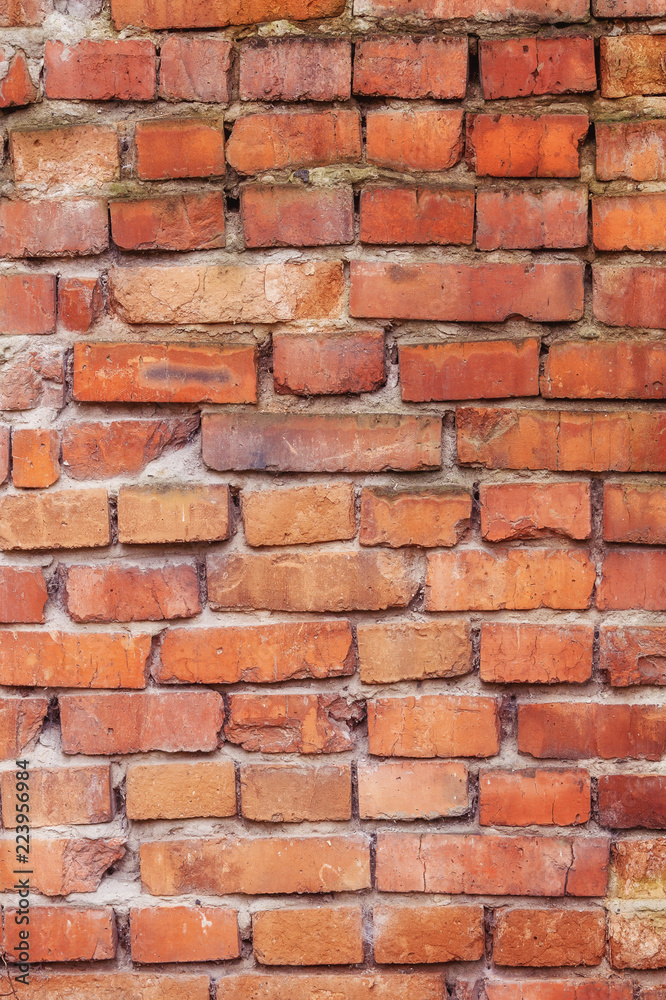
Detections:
[1, 0, 662, 991]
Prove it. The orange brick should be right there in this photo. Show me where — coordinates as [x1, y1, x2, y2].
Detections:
[0, 695, 48, 759]
[117, 485, 229, 544]
[226, 693, 356, 753]
[612, 840, 666, 898]
[241, 185, 353, 247]
[493, 908, 606, 966]
[360, 186, 474, 245]
[357, 621, 472, 683]
[479, 770, 591, 826]
[112, 0, 345, 28]
[0, 837, 125, 895]
[610, 912, 666, 969]
[159, 36, 233, 102]
[466, 114, 588, 177]
[58, 277, 103, 332]
[358, 761, 468, 820]
[476, 186, 588, 249]
[366, 108, 463, 171]
[0, 273, 56, 335]
[45, 39, 156, 100]
[480, 482, 591, 541]
[518, 702, 666, 760]
[603, 484, 666, 543]
[0, 349, 64, 411]
[0, 199, 108, 257]
[597, 121, 666, 181]
[597, 550, 666, 610]
[242, 483, 356, 546]
[135, 119, 225, 179]
[0, 48, 38, 107]
[62, 418, 197, 481]
[65, 561, 200, 622]
[273, 331, 385, 395]
[356, 0, 588, 15]
[0, 630, 149, 688]
[227, 109, 361, 174]
[374, 904, 484, 963]
[0, 566, 47, 623]
[253, 907, 363, 965]
[111, 192, 225, 251]
[600, 626, 666, 687]
[240, 763, 351, 822]
[360, 488, 471, 547]
[126, 761, 236, 820]
[1, 765, 112, 828]
[26, 976, 209, 1000]
[480, 624, 593, 684]
[11, 429, 59, 488]
[594, 194, 666, 251]
[0, 489, 109, 550]
[600, 35, 666, 98]
[480, 36, 596, 98]
[594, 264, 666, 329]
[4, 906, 116, 962]
[368, 695, 500, 758]
[219, 974, 443, 1000]
[0, 0, 48, 26]
[354, 36, 467, 98]
[131, 906, 239, 963]
[10, 125, 119, 188]
[543, 340, 666, 399]
[239, 37, 351, 102]
[483, 982, 630, 1000]
[400, 339, 539, 400]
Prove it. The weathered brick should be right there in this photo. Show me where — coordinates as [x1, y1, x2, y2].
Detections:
[611, 840, 666, 898]
[0, 836, 125, 895]
[480, 624, 593, 684]
[357, 621, 472, 683]
[0, 489, 109, 550]
[253, 907, 363, 965]
[543, 340, 666, 398]
[360, 186, 474, 245]
[227, 109, 361, 173]
[0, 48, 38, 107]
[0, 630, 149, 688]
[118, 485, 229, 544]
[0, 566, 47, 622]
[73, 342, 255, 404]
[10, 125, 119, 188]
[111, 192, 225, 251]
[360, 487, 471, 547]
[354, 0, 588, 19]
[0, 425, 7, 483]
[368, 695, 500, 758]
[480, 37, 596, 97]
[0, 199, 108, 257]
[358, 761, 468, 820]
[518, 703, 666, 760]
[493, 908, 606, 966]
[594, 265, 666, 329]
[350, 261, 584, 322]
[242, 483, 355, 546]
[208, 550, 418, 612]
[131, 906, 239, 963]
[354, 36, 467, 98]
[600, 626, 666, 687]
[599, 775, 666, 829]
[479, 770, 591, 826]
[0, 765, 112, 827]
[112, 0, 345, 28]
[159, 36, 233, 102]
[242, 185, 353, 247]
[135, 119, 225, 180]
[241, 763, 352, 822]
[156, 621, 354, 685]
[483, 982, 630, 1000]
[58, 277, 103, 332]
[476, 187, 588, 249]
[467, 114, 588, 177]
[4, 906, 116, 962]
[126, 761, 236, 820]
[140, 835, 370, 895]
[0, 348, 64, 410]
[0, 274, 56, 335]
[273, 331, 385, 395]
[374, 904, 484, 963]
[597, 121, 666, 181]
[226, 693, 357, 753]
[240, 37, 351, 101]
[610, 912, 666, 969]
[597, 551, 666, 610]
[62, 417, 198, 480]
[480, 483, 591, 541]
[400, 338, 539, 400]
[60, 691, 224, 754]
[218, 974, 443, 1000]
[594, 194, 666, 251]
[601, 35, 666, 98]
[12, 428, 60, 488]
[45, 39, 156, 100]
[426, 549, 595, 611]
[203, 412, 439, 472]
[376, 833, 609, 896]
[366, 108, 463, 171]
[65, 562, 200, 623]
[0, 695, 48, 759]
[26, 975, 209, 1000]
[603, 484, 666, 543]
[0, 0, 49, 25]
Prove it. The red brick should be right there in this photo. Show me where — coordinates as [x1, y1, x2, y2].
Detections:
[0, 199, 107, 257]
[26, 975, 209, 1000]
[111, 192, 225, 251]
[12, 428, 60, 488]
[240, 37, 351, 101]
[58, 277, 103, 332]
[493, 908, 605, 967]
[400, 338, 539, 400]
[0, 630, 149, 688]
[0, 348, 64, 410]
[0, 0, 48, 27]
[1, 765, 111, 827]
[358, 761, 468, 820]
[354, 0, 588, 18]
[610, 912, 666, 969]
[354, 35, 467, 98]
[0, 273, 56, 335]
[0, 489, 110, 551]
[218, 974, 443, 1000]
[73, 342, 256, 404]
[600, 626, 666, 687]
[480, 482, 591, 541]
[360, 487, 471, 547]
[225, 693, 358, 753]
[457, 406, 666, 473]
[467, 114, 588, 177]
[253, 907, 363, 965]
[159, 35, 232, 102]
[65, 561, 200, 623]
[360, 186, 474, 245]
[242, 483, 356, 546]
[480, 624, 593, 684]
[62, 418, 198, 480]
[476, 187, 588, 249]
[366, 108, 463, 171]
[597, 121, 666, 181]
[480, 37, 596, 98]
[208, 550, 418, 612]
[241, 763, 352, 822]
[4, 906, 116, 962]
[368, 695, 500, 758]
[45, 39, 156, 100]
[479, 770, 591, 826]
[594, 194, 666, 251]
[135, 119, 225, 180]
[518, 702, 666, 760]
[110, 262, 343, 324]
[350, 261, 584, 322]
[0, 695, 48, 759]
[544, 339, 666, 399]
[112, 0, 345, 28]
[202, 412, 441, 472]
[599, 775, 666, 829]
[376, 833, 609, 896]
[0, 836, 125, 895]
[131, 906, 239, 963]
[612, 839, 666, 898]
[357, 621, 472, 683]
[126, 761, 236, 820]
[594, 265, 666, 329]
[603, 484, 666, 543]
[60, 691, 224, 754]
[227, 109, 361, 174]
[118, 485, 230, 544]
[426, 549, 595, 611]
[0, 48, 38, 107]
[157, 621, 354, 685]
[273, 331, 385, 395]
[241, 185, 353, 247]
[374, 904, 484, 964]
[601, 35, 666, 98]
[483, 983, 630, 1000]
[10, 124, 119, 188]
[597, 550, 666, 610]
[0, 425, 6, 483]
[140, 835, 370, 895]
[0, 566, 47, 623]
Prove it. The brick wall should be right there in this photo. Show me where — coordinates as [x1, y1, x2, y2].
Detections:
[0, 0, 665, 994]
